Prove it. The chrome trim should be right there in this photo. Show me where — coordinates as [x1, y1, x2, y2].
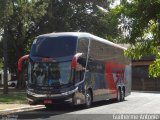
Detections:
[61, 87, 78, 95]
[27, 87, 78, 98]
[27, 90, 62, 98]
[27, 98, 34, 102]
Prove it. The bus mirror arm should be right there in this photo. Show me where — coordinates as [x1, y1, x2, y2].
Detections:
[71, 53, 85, 70]
[18, 54, 29, 72]
[29, 56, 33, 62]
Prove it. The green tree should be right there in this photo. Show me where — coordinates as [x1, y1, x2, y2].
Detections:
[36, 0, 119, 40]
[0, 0, 13, 94]
[112, 0, 160, 77]
[0, 0, 48, 89]
[0, 0, 120, 74]
[0, 0, 120, 89]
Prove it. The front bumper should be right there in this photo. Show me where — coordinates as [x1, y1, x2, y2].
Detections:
[27, 87, 78, 105]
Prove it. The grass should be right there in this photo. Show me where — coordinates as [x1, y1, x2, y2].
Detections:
[0, 92, 27, 104]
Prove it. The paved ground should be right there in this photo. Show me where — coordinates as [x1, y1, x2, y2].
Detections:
[1, 92, 160, 120]
[0, 104, 30, 111]
[70, 91, 160, 114]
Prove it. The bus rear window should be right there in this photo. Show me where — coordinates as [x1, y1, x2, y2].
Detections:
[30, 36, 77, 58]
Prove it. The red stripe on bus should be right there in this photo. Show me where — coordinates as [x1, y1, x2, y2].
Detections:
[106, 62, 117, 92]
[105, 62, 125, 94]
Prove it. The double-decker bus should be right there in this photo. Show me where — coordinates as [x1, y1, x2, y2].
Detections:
[18, 32, 131, 108]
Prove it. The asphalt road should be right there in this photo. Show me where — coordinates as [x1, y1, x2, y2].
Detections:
[2, 92, 160, 120]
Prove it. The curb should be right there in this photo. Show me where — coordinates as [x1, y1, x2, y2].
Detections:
[0, 105, 45, 115]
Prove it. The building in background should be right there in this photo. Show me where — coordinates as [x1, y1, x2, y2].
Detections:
[119, 44, 160, 91]
[132, 56, 160, 91]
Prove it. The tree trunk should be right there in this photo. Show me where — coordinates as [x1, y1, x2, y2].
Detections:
[17, 61, 27, 89]
[3, 31, 8, 94]
[16, 47, 25, 89]
[17, 72, 22, 89]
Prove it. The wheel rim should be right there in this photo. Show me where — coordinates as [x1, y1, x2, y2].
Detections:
[86, 92, 91, 106]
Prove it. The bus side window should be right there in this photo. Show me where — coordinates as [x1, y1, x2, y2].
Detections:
[77, 38, 89, 69]
[89, 40, 107, 73]
[75, 38, 89, 82]
[89, 40, 106, 61]
[77, 38, 89, 58]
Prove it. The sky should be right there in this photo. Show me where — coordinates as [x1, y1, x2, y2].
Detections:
[110, 0, 120, 8]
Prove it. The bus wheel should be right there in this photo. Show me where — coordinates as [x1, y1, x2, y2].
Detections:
[85, 90, 92, 108]
[117, 88, 121, 102]
[121, 89, 125, 101]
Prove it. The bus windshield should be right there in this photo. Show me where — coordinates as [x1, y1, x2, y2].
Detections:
[28, 62, 72, 86]
[30, 36, 77, 58]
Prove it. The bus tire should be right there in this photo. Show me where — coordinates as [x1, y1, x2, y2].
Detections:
[85, 90, 92, 108]
[117, 88, 121, 102]
[120, 88, 125, 101]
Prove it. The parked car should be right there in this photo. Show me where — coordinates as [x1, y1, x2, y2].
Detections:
[8, 79, 17, 87]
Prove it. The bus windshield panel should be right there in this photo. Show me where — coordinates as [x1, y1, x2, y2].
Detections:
[30, 36, 77, 58]
[28, 61, 72, 86]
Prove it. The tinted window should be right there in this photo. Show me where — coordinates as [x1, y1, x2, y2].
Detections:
[90, 40, 124, 62]
[90, 40, 107, 60]
[29, 62, 72, 86]
[30, 36, 77, 58]
[88, 40, 105, 73]
[77, 38, 89, 56]
[75, 38, 89, 81]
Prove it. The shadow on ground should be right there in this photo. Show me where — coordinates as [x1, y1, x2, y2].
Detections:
[10, 100, 127, 120]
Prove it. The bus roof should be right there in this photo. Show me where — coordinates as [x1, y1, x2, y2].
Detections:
[38, 32, 127, 50]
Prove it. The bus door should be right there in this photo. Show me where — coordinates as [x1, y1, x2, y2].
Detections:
[75, 38, 90, 86]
